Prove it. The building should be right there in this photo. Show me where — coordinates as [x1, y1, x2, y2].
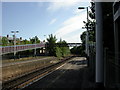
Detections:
[95, 1, 120, 88]
[113, 0, 120, 87]
[1, 35, 22, 46]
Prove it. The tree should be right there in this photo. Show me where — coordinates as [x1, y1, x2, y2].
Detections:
[46, 35, 70, 57]
[55, 47, 62, 58]
[0, 37, 2, 46]
[29, 36, 40, 44]
[57, 39, 70, 57]
[46, 34, 57, 56]
[80, 2, 96, 54]
[2, 37, 8, 46]
[82, 2, 95, 42]
[70, 46, 77, 54]
[81, 31, 86, 44]
[70, 46, 85, 56]
[23, 39, 30, 44]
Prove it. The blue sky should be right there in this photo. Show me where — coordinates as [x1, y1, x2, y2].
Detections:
[2, 1, 90, 43]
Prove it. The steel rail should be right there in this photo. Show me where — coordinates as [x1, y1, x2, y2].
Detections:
[2, 56, 75, 90]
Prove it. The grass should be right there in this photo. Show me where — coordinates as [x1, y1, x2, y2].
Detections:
[2, 55, 73, 81]
[2, 56, 52, 64]
[2, 56, 59, 82]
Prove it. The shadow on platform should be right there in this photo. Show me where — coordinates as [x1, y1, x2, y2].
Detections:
[24, 61, 95, 89]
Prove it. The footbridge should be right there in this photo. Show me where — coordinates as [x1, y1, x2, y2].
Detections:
[0, 43, 45, 55]
[0, 43, 81, 55]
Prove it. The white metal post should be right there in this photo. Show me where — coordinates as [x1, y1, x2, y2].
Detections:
[11, 31, 19, 60]
[14, 34, 16, 57]
[78, 7, 89, 57]
[85, 32, 88, 54]
[34, 36, 36, 57]
[86, 7, 89, 57]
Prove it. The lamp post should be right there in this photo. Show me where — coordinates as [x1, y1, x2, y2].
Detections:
[78, 7, 89, 66]
[44, 35, 46, 42]
[78, 7, 89, 56]
[44, 35, 47, 55]
[11, 31, 19, 60]
[34, 36, 37, 57]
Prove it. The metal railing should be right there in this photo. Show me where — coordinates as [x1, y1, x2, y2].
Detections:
[0, 43, 45, 55]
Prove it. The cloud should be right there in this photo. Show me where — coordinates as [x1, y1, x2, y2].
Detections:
[37, 2, 44, 7]
[49, 18, 57, 25]
[54, 11, 86, 43]
[2, 0, 91, 2]
[55, 11, 86, 36]
[73, 8, 86, 15]
[64, 33, 81, 43]
[47, 0, 79, 12]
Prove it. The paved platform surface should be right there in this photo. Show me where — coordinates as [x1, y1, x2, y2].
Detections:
[22, 57, 95, 89]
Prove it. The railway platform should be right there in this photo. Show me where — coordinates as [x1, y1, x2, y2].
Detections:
[22, 57, 95, 89]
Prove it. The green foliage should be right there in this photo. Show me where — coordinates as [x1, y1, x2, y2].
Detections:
[70, 46, 85, 56]
[46, 34, 57, 56]
[81, 31, 86, 44]
[0, 37, 2, 46]
[57, 39, 70, 57]
[61, 47, 70, 57]
[1, 35, 41, 46]
[81, 2, 95, 42]
[22, 39, 31, 44]
[89, 30, 95, 42]
[55, 47, 62, 58]
[70, 46, 77, 54]
[80, 2, 96, 55]
[2, 37, 8, 46]
[29, 36, 40, 44]
[46, 35, 70, 58]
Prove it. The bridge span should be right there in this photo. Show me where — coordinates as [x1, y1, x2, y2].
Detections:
[0, 43, 81, 55]
[0, 43, 45, 55]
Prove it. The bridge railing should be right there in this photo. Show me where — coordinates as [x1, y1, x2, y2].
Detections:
[0, 43, 45, 55]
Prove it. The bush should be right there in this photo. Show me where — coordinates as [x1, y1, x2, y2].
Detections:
[55, 47, 62, 58]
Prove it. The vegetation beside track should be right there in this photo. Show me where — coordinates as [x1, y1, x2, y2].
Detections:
[2, 56, 52, 64]
[2, 56, 59, 82]
[2, 55, 73, 82]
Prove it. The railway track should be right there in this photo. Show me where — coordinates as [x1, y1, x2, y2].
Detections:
[2, 56, 75, 90]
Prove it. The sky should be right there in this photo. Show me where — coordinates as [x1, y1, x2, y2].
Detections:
[2, 1, 90, 43]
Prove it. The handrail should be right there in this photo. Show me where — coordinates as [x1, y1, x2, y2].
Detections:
[0, 43, 45, 55]
[1, 42, 45, 48]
